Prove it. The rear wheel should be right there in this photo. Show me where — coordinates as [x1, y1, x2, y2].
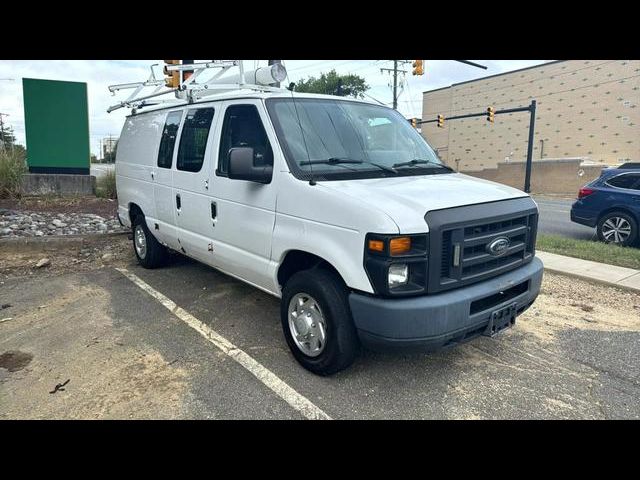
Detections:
[281, 268, 360, 376]
[132, 214, 167, 268]
[596, 211, 638, 246]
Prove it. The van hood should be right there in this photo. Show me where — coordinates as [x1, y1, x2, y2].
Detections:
[318, 173, 529, 233]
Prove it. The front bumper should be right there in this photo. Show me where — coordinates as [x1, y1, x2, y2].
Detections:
[349, 257, 543, 352]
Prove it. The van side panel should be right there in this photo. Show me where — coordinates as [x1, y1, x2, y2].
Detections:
[270, 214, 373, 294]
[270, 176, 399, 294]
[115, 112, 165, 231]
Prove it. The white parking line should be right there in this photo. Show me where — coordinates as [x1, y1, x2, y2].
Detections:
[116, 267, 332, 420]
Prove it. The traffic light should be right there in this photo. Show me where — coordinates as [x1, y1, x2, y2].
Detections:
[182, 59, 194, 82]
[163, 60, 180, 88]
[437, 114, 445, 128]
[411, 118, 417, 128]
[412, 60, 424, 76]
[487, 106, 495, 123]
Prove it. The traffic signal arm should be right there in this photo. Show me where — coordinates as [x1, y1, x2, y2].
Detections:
[420, 104, 534, 126]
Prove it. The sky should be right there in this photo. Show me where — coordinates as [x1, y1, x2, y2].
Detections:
[0, 60, 550, 156]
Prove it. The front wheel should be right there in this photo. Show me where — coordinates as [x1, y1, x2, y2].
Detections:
[596, 211, 638, 246]
[281, 268, 360, 376]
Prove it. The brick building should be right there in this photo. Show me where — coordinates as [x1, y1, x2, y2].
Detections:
[421, 60, 640, 173]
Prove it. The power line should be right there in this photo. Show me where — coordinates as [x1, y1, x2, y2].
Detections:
[344, 60, 385, 74]
[287, 60, 354, 74]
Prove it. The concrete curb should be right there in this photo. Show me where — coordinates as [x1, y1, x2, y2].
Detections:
[537, 250, 640, 293]
[0, 231, 129, 254]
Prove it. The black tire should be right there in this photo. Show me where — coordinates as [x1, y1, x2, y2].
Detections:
[132, 214, 167, 268]
[281, 267, 360, 376]
[596, 211, 638, 246]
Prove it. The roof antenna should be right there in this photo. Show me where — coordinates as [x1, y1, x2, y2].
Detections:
[287, 73, 315, 185]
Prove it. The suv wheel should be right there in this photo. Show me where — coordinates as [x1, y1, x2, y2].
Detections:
[281, 268, 360, 376]
[597, 211, 638, 246]
[132, 214, 167, 268]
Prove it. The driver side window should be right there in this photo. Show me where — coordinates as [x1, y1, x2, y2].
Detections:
[217, 104, 273, 176]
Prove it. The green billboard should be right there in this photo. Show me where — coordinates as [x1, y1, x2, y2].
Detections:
[22, 78, 90, 174]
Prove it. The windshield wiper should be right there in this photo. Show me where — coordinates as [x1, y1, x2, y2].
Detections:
[301, 157, 397, 174]
[300, 157, 363, 166]
[392, 159, 453, 171]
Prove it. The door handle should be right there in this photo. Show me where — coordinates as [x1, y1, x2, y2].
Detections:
[151, 171, 155, 180]
[211, 201, 217, 221]
[176, 194, 181, 210]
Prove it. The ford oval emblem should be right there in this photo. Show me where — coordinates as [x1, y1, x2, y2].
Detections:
[486, 237, 511, 257]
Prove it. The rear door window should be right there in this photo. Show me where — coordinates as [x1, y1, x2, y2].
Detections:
[157, 111, 183, 168]
[177, 108, 215, 173]
[606, 173, 640, 190]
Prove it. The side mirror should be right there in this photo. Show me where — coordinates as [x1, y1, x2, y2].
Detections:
[227, 147, 272, 184]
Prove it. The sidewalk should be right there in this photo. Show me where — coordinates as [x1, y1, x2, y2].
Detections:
[537, 250, 640, 293]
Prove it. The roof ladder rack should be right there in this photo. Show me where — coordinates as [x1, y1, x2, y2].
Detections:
[107, 60, 288, 114]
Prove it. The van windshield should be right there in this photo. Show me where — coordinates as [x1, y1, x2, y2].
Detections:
[265, 98, 449, 181]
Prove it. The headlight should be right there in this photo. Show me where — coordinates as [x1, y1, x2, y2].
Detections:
[388, 264, 409, 288]
[364, 233, 429, 296]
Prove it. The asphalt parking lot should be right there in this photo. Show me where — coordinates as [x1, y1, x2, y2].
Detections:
[2, 237, 639, 419]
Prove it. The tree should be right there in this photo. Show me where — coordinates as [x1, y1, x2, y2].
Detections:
[289, 69, 369, 98]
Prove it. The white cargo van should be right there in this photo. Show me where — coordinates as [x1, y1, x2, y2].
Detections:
[115, 81, 543, 375]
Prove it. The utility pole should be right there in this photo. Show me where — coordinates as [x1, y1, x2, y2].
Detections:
[392, 60, 398, 110]
[380, 60, 410, 110]
[381, 60, 486, 111]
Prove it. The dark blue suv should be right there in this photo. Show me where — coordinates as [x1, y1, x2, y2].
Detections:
[571, 165, 640, 246]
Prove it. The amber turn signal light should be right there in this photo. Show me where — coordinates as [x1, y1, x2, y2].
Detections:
[368, 239, 385, 252]
[389, 237, 411, 256]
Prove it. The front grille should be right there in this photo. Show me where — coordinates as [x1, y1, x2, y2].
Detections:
[425, 198, 539, 294]
[441, 230, 452, 278]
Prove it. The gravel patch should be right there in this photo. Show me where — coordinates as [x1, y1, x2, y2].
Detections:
[0, 210, 126, 238]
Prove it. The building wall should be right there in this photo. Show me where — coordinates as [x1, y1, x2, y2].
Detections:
[464, 158, 606, 195]
[422, 60, 640, 171]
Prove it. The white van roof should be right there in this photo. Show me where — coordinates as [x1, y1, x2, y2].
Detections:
[127, 90, 381, 117]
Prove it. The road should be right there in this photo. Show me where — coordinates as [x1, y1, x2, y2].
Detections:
[2, 238, 639, 419]
[534, 195, 596, 241]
